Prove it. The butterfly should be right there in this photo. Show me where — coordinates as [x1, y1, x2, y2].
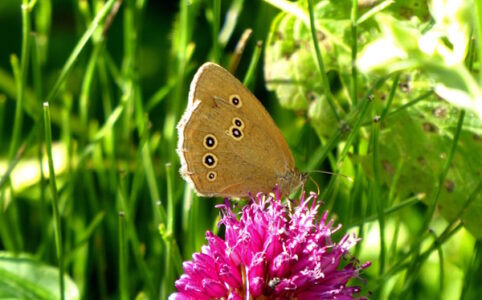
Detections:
[177, 62, 306, 198]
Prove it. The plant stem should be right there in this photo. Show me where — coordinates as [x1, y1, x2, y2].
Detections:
[43, 103, 65, 300]
[243, 40, 263, 89]
[350, 0, 358, 105]
[307, 0, 340, 121]
[118, 212, 128, 300]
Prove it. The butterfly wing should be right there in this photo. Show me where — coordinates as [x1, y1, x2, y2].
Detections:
[177, 62, 296, 197]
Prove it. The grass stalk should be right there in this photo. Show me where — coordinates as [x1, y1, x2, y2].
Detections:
[461, 240, 482, 300]
[8, 0, 31, 160]
[96, 47, 117, 189]
[118, 212, 128, 300]
[307, 0, 340, 121]
[371, 118, 385, 276]
[120, 0, 136, 154]
[0, 55, 23, 254]
[305, 131, 342, 171]
[243, 40, 263, 89]
[350, 0, 358, 105]
[229, 28, 252, 73]
[142, 140, 165, 224]
[128, 121, 149, 216]
[384, 90, 433, 119]
[182, 184, 194, 256]
[9, 54, 22, 158]
[428, 230, 444, 299]
[79, 45, 101, 144]
[424, 110, 465, 229]
[380, 73, 399, 122]
[31, 34, 48, 250]
[475, 0, 482, 84]
[43, 102, 65, 300]
[161, 163, 176, 300]
[351, 166, 365, 258]
[212, 0, 221, 63]
[0, 95, 4, 146]
[339, 76, 387, 161]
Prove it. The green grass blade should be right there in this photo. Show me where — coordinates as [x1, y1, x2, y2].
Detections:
[43, 102, 65, 300]
[118, 212, 128, 300]
[307, 0, 340, 121]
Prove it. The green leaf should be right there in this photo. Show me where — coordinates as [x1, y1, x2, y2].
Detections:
[0, 252, 79, 299]
[308, 94, 339, 139]
[264, 1, 353, 110]
[361, 109, 482, 238]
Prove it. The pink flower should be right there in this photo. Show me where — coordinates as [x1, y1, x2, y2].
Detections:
[170, 190, 370, 300]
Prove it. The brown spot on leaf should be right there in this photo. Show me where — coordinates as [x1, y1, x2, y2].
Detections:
[317, 31, 325, 41]
[417, 156, 426, 165]
[423, 122, 438, 133]
[306, 91, 316, 102]
[399, 78, 411, 93]
[339, 121, 351, 134]
[433, 106, 447, 118]
[399, 7, 414, 19]
[444, 180, 455, 192]
[382, 160, 395, 175]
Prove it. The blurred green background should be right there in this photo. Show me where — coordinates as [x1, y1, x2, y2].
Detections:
[0, 0, 481, 299]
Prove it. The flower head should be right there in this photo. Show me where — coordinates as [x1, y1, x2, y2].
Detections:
[170, 191, 370, 300]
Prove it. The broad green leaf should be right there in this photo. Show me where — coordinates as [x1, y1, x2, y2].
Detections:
[0, 252, 79, 300]
[361, 109, 482, 238]
[264, 1, 353, 111]
[264, 0, 428, 114]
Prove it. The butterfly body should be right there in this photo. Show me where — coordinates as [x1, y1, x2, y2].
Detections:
[177, 63, 305, 198]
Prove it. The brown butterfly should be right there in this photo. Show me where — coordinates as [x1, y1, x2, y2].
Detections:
[177, 62, 306, 198]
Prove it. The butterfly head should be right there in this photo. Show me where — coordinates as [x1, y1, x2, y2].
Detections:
[278, 169, 308, 196]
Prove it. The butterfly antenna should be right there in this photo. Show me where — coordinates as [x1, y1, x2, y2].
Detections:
[308, 174, 320, 195]
[308, 170, 354, 182]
